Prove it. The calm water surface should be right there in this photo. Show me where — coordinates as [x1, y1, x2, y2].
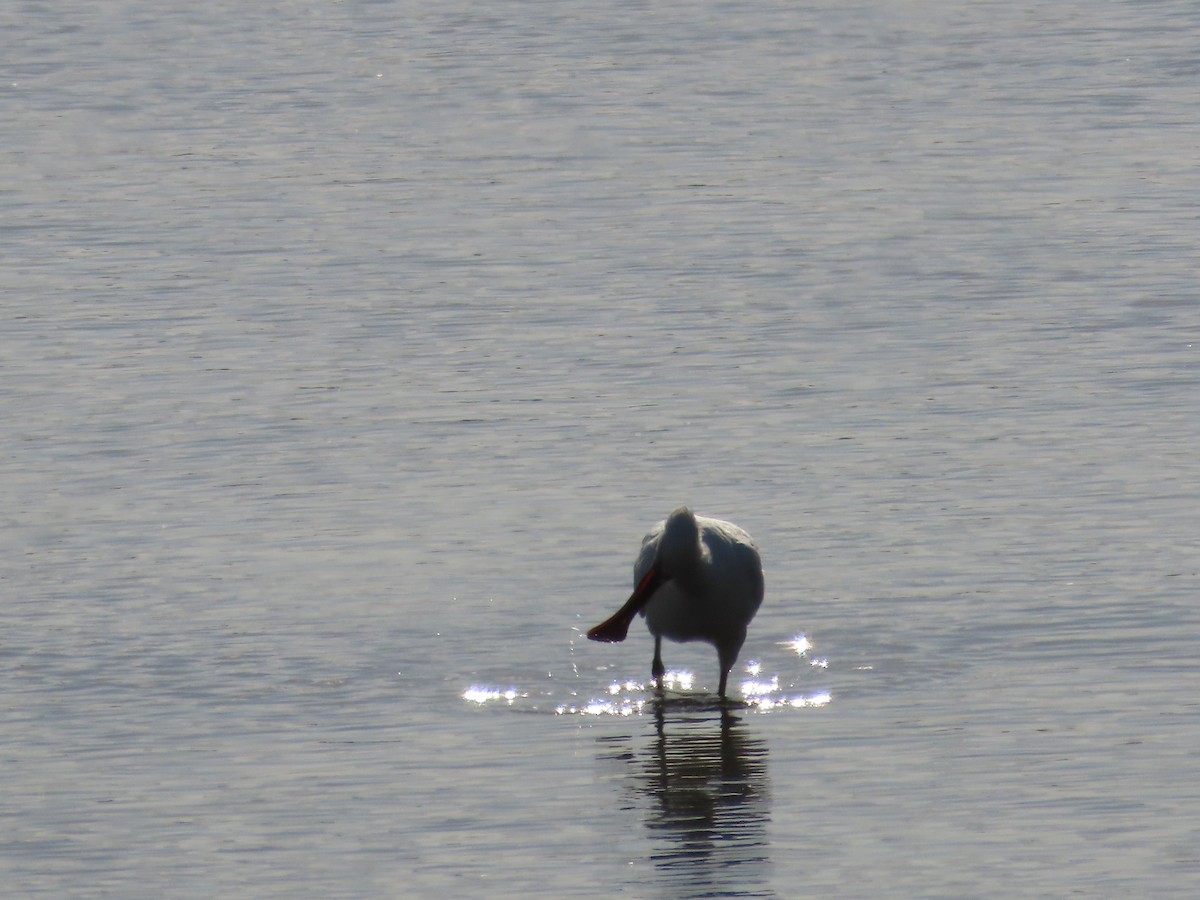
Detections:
[3, 0, 1199, 896]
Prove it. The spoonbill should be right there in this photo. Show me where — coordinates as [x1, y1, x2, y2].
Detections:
[587, 507, 764, 699]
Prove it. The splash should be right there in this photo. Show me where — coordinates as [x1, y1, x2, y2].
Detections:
[462, 686, 523, 705]
[746, 690, 832, 712]
[739, 658, 831, 713]
[782, 634, 812, 656]
[556, 697, 648, 717]
[740, 673, 780, 696]
[462, 632, 832, 716]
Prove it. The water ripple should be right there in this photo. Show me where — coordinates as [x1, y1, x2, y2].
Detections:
[462, 632, 831, 716]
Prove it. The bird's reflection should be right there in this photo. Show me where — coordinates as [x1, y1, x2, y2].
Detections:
[598, 697, 773, 897]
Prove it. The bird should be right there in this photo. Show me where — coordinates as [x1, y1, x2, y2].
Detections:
[587, 507, 764, 700]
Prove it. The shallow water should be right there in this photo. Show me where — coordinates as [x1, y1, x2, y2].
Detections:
[4, 0, 1199, 896]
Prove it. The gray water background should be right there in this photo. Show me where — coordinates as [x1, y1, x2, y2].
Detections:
[3, 0, 1198, 896]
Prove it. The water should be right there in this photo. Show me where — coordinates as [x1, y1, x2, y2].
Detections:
[3, 0, 1198, 895]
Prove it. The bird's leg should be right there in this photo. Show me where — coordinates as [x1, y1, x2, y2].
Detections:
[716, 634, 743, 702]
[651, 636, 665, 688]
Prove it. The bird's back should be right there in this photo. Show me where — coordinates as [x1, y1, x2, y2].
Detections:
[634, 513, 764, 614]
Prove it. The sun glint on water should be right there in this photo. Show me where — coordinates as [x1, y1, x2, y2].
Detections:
[462, 686, 521, 705]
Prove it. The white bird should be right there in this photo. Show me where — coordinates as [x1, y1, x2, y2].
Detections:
[587, 507, 764, 699]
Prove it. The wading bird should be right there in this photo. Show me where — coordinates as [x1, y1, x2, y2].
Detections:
[587, 507, 764, 699]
